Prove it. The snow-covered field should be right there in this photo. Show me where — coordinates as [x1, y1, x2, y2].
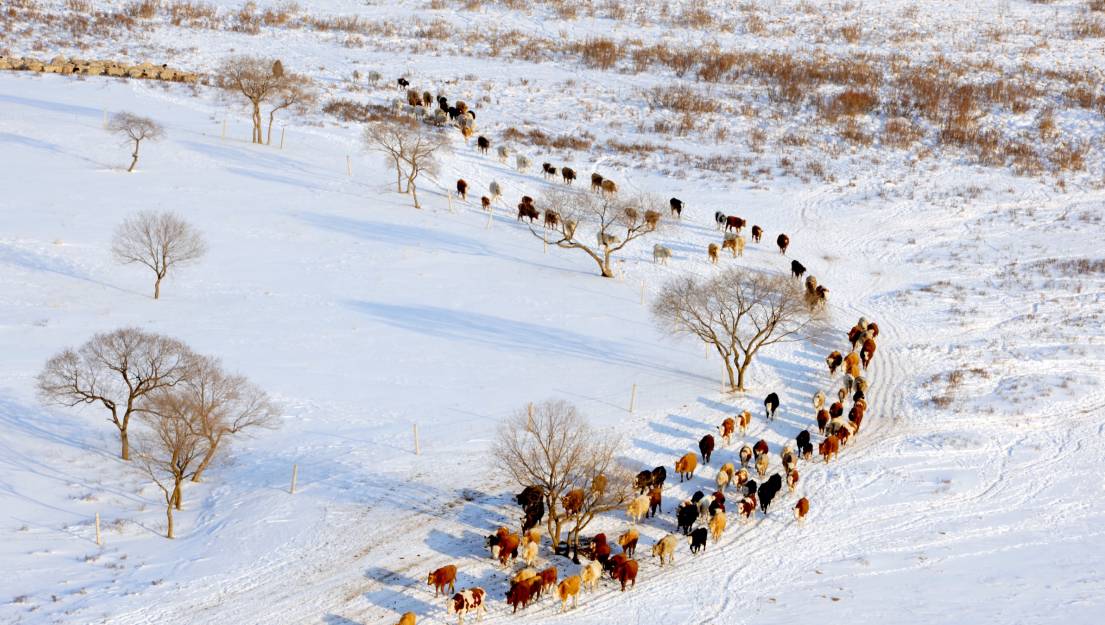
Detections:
[3, 2, 1105, 624]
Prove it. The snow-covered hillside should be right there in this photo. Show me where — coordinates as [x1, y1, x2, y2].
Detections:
[3, 2, 1105, 625]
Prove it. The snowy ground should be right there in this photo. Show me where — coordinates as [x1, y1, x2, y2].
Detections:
[3, 2, 1105, 625]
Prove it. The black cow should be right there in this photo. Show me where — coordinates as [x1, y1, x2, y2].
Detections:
[764, 392, 780, 421]
[650, 466, 667, 490]
[699, 434, 715, 464]
[635, 470, 653, 494]
[690, 490, 705, 503]
[742, 479, 757, 497]
[796, 429, 811, 452]
[669, 197, 683, 218]
[397, 77, 409, 88]
[758, 474, 783, 514]
[714, 211, 726, 230]
[790, 260, 806, 279]
[689, 527, 708, 554]
[676, 501, 699, 535]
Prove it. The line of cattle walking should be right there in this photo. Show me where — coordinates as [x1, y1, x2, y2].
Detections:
[405, 318, 883, 625]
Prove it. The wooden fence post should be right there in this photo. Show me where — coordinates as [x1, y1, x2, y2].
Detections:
[629, 383, 637, 413]
[95, 512, 102, 546]
[346, 155, 352, 176]
[279, 126, 286, 149]
[290, 464, 298, 494]
[413, 423, 421, 455]
[102, 109, 108, 129]
[448, 192, 454, 213]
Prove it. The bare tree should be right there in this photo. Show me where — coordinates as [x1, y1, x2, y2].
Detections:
[363, 119, 448, 209]
[135, 391, 208, 538]
[172, 355, 278, 483]
[493, 400, 626, 552]
[218, 56, 316, 145]
[653, 268, 816, 392]
[111, 211, 206, 299]
[530, 189, 660, 278]
[36, 328, 196, 460]
[106, 112, 164, 172]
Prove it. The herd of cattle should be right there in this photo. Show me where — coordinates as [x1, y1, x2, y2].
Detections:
[403, 317, 884, 625]
[382, 76, 884, 624]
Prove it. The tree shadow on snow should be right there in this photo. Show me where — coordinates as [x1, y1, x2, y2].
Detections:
[667, 414, 713, 431]
[425, 528, 492, 559]
[647, 421, 697, 441]
[631, 437, 686, 459]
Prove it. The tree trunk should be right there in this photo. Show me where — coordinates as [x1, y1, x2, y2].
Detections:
[395, 161, 403, 192]
[600, 250, 615, 278]
[722, 352, 736, 391]
[266, 110, 276, 145]
[172, 481, 182, 511]
[153, 275, 162, 300]
[128, 140, 139, 172]
[251, 101, 262, 144]
[409, 178, 420, 208]
[119, 427, 130, 461]
[735, 358, 750, 392]
[191, 441, 219, 483]
[166, 503, 174, 539]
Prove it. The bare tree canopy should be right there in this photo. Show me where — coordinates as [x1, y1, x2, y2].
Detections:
[111, 211, 206, 299]
[106, 112, 164, 172]
[171, 354, 279, 483]
[218, 56, 316, 144]
[531, 189, 661, 277]
[363, 119, 448, 209]
[653, 268, 816, 392]
[492, 400, 628, 554]
[136, 392, 208, 539]
[36, 328, 197, 460]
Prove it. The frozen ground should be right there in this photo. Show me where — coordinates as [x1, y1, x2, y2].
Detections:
[3, 2, 1105, 625]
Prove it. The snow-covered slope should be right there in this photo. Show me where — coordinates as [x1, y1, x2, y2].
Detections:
[3, 3, 1105, 624]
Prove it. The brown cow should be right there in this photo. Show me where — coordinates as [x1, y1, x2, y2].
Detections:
[826, 350, 843, 376]
[820, 435, 840, 463]
[708, 243, 719, 264]
[786, 469, 799, 493]
[601, 179, 618, 195]
[561, 167, 576, 185]
[675, 452, 698, 482]
[816, 409, 830, 434]
[753, 439, 769, 460]
[738, 410, 751, 436]
[428, 564, 457, 597]
[539, 566, 558, 594]
[829, 401, 844, 419]
[647, 485, 662, 518]
[867, 322, 880, 338]
[398, 612, 416, 625]
[850, 410, 864, 433]
[617, 529, 639, 558]
[718, 417, 736, 446]
[592, 533, 612, 568]
[506, 579, 533, 613]
[738, 496, 756, 521]
[590, 172, 604, 192]
[722, 236, 743, 257]
[562, 488, 585, 517]
[794, 497, 810, 522]
[544, 210, 559, 229]
[611, 558, 638, 591]
[480, 195, 491, 211]
[777, 233, 790, 254]
[456, 179, 467, 200]
[517, 202, 539, 222]
[837, 425, 852, 448]
[751, 225, 763, 242]
[844, 351, 861, 375]
[848, 324, 866, 349]
[557, 575, 581, 612]
[861, 338, 877, 369]
[724, 215, 745, 232]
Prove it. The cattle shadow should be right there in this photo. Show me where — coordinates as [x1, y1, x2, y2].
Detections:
[697, 396, 739, 414]
[425, 528, 491, 559]
[667, 414, 713, 431]
[631, 437, 685, 459]
[321, 615, 361, 625]
[647, 421, 697, 441]
[346, 300, 687, 378]
[362, 587, 437, 620]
